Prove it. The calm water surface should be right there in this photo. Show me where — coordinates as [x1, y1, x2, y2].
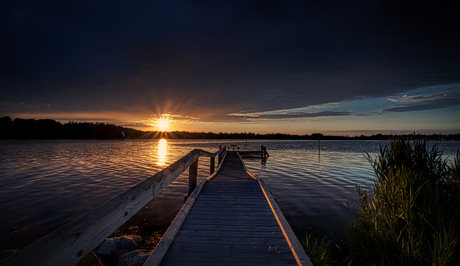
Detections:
[1, 139, 459, 251]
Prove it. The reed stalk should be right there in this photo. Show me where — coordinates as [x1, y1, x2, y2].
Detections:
[303, 234, 336, 266]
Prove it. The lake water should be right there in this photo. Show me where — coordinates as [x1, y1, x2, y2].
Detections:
[1, 139, 459, 252]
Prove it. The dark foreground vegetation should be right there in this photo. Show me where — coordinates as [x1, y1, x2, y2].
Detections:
[1, 116, 460, 140]
[306, 140, 460, 265]
[345, 140, 460, 265]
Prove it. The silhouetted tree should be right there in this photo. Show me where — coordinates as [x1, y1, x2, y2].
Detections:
[0, 116, 13, 138]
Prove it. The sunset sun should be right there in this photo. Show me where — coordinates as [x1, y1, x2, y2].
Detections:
[157, 117, 169, 132]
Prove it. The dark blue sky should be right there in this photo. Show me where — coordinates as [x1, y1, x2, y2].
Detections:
[1, 0, 459, 134]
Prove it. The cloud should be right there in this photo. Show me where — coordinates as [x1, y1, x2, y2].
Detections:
[224, 85, 460, 123]
[380, 88, 460, 113]
[229, 109, 350, 120]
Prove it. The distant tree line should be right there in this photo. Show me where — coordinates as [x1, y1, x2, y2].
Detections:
[0, 116, 144, 139]
[1, 116, 459, 140]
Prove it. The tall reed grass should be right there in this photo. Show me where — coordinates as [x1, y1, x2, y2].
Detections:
[303, 234, 336, 266]
[345, 140, 459, 265]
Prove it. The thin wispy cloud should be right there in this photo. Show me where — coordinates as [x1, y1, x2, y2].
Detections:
[380, 88, 460, 113]
[227, 84, 460, 122]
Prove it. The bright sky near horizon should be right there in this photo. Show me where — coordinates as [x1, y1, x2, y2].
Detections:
[1, 1, 460, 135]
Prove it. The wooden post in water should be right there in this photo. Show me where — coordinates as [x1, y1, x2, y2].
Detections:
[210, 157, 215, 174]
[188, 159, 198, 196]
[218, 147, 225, 164]
[261, 145, 267, 159]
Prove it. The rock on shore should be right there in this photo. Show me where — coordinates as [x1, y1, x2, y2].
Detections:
[91, 235, 151, 266]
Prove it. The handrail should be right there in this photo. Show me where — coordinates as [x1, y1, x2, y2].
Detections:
[1, 147, 226, 266]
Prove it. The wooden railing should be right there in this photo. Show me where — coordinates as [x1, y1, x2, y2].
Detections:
[1, 148, 226, 266]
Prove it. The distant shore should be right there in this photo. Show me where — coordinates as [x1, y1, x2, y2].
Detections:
[1, 116, 459, 140]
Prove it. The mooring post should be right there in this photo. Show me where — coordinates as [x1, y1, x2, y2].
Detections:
[188, 159, 198, 196]
[210, 157, 215, 175]
[261, 145, 266, 158]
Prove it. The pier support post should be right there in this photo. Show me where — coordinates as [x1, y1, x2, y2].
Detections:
[188, 159, 198, 196]
[210, 157, 215, 175]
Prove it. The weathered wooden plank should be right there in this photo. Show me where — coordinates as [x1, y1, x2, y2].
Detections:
[180, 223, 282, 231]
[192, 200, 268, 205]
[192, 201, 267, 206]
[183, 210, 274, 216]
[189, 206, 271, 212]
[163, 252, 296, 261]
[191, 200, 269, 206]
[185, 207, 273, 213]
[165, 241, 293, 253]
[185, 205, 273, 211]
[175, 229, 284, 238]
[184, 214, 275, 222]
[179, 219, 279, 226]
[165, 234, 288, 243]
[177, 221, 280, 229]
[162, 254, 296, 264]
[194, 196, 266, 201]
[161, 252, 296, 265]
[193, 195, 267, 201]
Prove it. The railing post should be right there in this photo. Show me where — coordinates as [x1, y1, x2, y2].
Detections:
[210, 157, 215, 174]
[218, 147, 225, 164]
[188, 159, 198, 196]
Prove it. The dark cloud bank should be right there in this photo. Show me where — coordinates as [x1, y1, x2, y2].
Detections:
[1, 0, 459, 122]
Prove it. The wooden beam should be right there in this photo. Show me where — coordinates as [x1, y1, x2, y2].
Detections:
[210, 157, 215, 174]
[188, 159, 198, 196]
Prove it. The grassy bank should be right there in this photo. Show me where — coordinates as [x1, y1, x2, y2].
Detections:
[341, 140, 460, 265]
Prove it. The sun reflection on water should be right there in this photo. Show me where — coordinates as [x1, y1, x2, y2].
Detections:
[157, 139, 168, 166]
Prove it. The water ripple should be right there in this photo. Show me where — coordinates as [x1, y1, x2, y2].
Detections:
[1, 139, 459, 250]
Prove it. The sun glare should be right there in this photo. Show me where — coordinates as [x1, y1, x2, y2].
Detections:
[157, 138, 167, 166]
[157, 117, 169, 132]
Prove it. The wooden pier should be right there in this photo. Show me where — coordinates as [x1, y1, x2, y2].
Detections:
[231, 145, 270, 159]
[145, 151, 311, 265]
[1, 147, 311, 266]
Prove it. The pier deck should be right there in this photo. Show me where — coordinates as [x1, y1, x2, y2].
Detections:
[146, 151, 311, 265]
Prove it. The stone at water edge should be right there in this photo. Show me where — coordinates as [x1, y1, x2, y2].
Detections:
[117, 249, 152, 266]
[95, 235, 143, 258]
